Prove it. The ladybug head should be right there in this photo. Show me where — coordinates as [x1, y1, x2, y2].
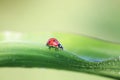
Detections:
[58, 44, 63, 50]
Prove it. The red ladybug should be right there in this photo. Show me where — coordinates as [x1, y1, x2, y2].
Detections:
[46, 38, 63, 50]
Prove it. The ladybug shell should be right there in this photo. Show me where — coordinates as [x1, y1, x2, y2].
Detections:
[46, 38, 59, 47]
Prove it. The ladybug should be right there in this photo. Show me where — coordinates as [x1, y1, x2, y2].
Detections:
[46, 38, 63, 50]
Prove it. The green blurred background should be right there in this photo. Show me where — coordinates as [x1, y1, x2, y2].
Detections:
[0, 0, 120, 80]
[0, 0, 120, 42]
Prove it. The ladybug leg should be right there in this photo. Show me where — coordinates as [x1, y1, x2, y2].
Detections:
[61, 47, 63, 50]
[55, 47, 58, 51]
[49, 46, 51, 50]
